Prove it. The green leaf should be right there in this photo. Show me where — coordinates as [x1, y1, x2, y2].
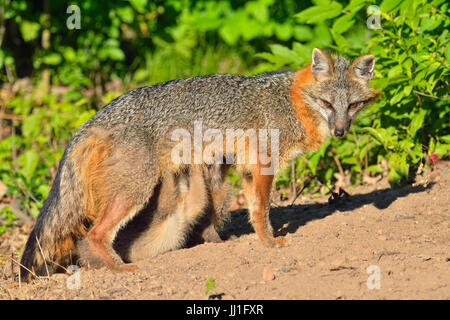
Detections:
[314, 23, 332, 45]
[128, 0, 147, 13]
[0, 50, 5, 68]
[420, 16, 442, 32]
[325, 167, 334, 181]
[434, 142, 450, 158]
[331, 29, 350, 48]
[344, 0, 369, 13]
[245, 1, 269, 23]
[116, 6, 135, 24]
[308, 152, 321, 175]
[388, 65, 403, 79]
[274, 24, 293, 41]
[42, 53, 62, 65]
[388, 152, 409, 180]
[408, 109, 427, 136]
[269, 44, 299, 62]
[293, 25, 313, 41]
[295, 2, 343, 24]
[205, 278, 215, 295]
[98, 47, 125, 61]
[20, 21, 40, 42]
[367, 165, 384, 173]
[61, 47, 77, 62]
[365, 127, 389, 146]
[380, 0, 402, 13]
[37, 184, 50, 199]
[403, 85, 413, 96]
[240, 18, 262, 41]
[341, 156, 357, 165]
[390, 91, 404, 105]
[388, 168, 402, 184]
[219, 12, 245, 45]
[22, 114, 42, 138]
[20, 150, 39, 182]
[439, 135, 450, 144]
[332, 14, 355, 34]
[292, 42, 311, 62]
[255, 52, 283, 64]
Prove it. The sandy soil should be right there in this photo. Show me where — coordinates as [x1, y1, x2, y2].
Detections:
[0, 163, 448, 300]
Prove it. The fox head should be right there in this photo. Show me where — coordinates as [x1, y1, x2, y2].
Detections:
[303, 48, 379, 138]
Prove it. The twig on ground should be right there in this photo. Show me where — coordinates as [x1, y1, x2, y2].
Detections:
[289, 178, 313, 207]
[10, 257, 43, 284]
[35, 236, 50, 279]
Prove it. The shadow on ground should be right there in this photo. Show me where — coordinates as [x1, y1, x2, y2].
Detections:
[111, 181, 432, 259]
[219, 183, 433, 240]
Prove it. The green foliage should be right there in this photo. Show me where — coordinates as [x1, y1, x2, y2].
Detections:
[0, 206, 17, 234]
[259, 0, 450, 188]
[205, 277, 215, 295]
[0, 0, 304, 86]
[0, 92, 97, 218]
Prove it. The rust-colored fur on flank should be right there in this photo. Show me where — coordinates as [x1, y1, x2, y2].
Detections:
[48, 129, 114, 264]
[71, 129, 113, 227]
[19, 128, 120, 279]
[52, 129, 114, 265]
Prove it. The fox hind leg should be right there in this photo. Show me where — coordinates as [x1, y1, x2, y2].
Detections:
[86, 196, 142, 272]
[80, 133, 158, 272]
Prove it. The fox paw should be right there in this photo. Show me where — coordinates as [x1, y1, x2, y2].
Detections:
[274, 236, 287, 247]
[113, 263, 139, 273]
[260, 235, 287, 248]
[201, 226, 223, 243]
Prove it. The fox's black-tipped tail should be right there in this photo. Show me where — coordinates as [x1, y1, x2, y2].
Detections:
[19, 153, 82, 281]
[20, 129, 113, 281]
[20, 229, 56, 280]
[20, 133, 103, 281]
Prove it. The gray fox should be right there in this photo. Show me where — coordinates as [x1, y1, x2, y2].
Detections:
[20, 48, 379, 279]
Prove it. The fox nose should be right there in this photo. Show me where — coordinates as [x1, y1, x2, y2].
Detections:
[334, 129, 344, 137]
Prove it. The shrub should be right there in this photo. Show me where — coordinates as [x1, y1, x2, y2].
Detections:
[259, 0, 449, 191]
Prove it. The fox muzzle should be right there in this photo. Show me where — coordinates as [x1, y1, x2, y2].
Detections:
[334, 129, 345, 137]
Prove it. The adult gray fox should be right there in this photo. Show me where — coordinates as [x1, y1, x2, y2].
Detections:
[20, 48, 378, 279]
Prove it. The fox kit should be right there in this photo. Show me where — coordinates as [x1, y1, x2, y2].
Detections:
[120, 164, 230, 261]
[77, 164, 230, 266]
[20, 48, 378, 279]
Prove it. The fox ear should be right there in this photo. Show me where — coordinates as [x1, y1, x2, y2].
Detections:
[351, 54, 375, 81]
[311, 48, 332, 80]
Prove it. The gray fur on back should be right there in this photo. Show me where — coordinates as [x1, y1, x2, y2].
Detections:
[78, 72, 302, 149]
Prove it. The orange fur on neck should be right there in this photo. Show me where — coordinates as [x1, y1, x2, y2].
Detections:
[291, 64, 323, 150]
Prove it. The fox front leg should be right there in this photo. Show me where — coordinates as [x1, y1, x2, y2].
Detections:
[240, 165, 287, 248]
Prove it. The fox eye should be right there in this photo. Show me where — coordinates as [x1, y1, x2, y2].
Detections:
[348, 102, 360, 110]
[321, 99, 334, 110]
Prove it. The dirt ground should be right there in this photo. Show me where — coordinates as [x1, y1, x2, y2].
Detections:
[0, 163, 448, 300]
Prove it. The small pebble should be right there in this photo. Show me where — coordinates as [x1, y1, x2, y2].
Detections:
[262, 268, 275, 281]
